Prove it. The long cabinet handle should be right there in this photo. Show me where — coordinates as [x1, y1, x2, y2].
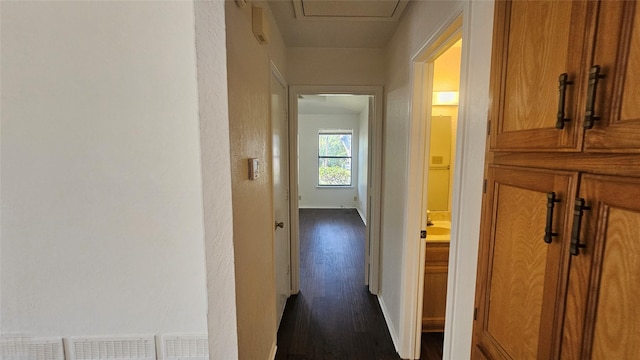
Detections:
[544, 192, 561, 243]
[584, 65, 605, 129]
[556, 73, 573, 129]
[570, 198, 590, 256]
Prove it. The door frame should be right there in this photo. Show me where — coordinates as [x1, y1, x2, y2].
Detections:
[404, 10, 465, 360]
[288, 85, 384, 295]
[270, 61, 290, 325]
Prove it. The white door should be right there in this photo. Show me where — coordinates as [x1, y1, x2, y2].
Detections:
[271, 68, 290, 326]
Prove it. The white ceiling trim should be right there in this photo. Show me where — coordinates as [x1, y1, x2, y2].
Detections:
[292, 0, 408, 22]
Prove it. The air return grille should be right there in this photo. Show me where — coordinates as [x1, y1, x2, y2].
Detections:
[0, 336, 63, 360]
[65, 336, 155, 360]
[30, 338, 64, 360]
[156, 335, 208, 360]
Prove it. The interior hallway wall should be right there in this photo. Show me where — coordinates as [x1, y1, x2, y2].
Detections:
[1, 1, 208, 336]
[357, 102, 369, 222]
[380, 1, 494, 358]
[381, 1, 465, 347]
[194, 2, 239, 358]
[298, 114, 359, 209]
[287, 48, 385, 86]
[224, 1, 288, 359]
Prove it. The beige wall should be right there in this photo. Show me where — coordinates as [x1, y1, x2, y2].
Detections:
[287, 47, 385, 85]
[224, 2, 288, 359]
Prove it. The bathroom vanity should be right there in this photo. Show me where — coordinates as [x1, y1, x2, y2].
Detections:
[422, 236, 450, 332]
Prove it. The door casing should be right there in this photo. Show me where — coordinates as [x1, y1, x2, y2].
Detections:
[288, 85, 384, 295]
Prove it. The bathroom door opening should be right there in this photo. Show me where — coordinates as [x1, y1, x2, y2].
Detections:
[406, 17, 463, 359]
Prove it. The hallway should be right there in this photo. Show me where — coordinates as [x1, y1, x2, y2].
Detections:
[275, 209, 443, 359]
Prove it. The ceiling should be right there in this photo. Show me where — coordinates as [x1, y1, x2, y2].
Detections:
[268, 0, 409, 48]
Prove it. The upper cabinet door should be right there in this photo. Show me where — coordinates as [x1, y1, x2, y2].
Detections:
[489, 1, 595, 152]
[473, 165, 578, 360]
[583, 1, 640, 153]
[561, 174, 640, 359]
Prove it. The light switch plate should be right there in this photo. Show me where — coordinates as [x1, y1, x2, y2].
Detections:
[248, 158, 259, 180]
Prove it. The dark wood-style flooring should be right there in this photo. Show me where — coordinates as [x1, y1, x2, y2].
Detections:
[275, 209, 443, 360]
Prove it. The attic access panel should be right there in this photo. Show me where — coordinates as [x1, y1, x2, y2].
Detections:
[294, 0, 408, 21]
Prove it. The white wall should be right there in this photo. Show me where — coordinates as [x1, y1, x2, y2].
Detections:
[381, 1, 465, 346]
[357, 102, 369, 222]
[298, 114, 359, 208]
[1, 1, 208, 336]
[444, 2, 494, 358]
[194, 2, 239, 358]
[380, 1, 493, 358]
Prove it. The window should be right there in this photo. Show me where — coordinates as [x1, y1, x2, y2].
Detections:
[318, 131, 352, 186]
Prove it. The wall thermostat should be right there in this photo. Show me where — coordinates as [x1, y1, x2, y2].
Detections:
[248, 158, 259, 180]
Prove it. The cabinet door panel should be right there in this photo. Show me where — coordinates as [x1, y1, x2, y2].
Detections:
[490, 1, 594, 152]
[473, 166, 578, 360]
[422, 265, 448, 332]
[561, 174, 640, 359]
[584, 0, 640, 152]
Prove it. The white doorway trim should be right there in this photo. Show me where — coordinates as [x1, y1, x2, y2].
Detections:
[289, 85, 384, 295]
[402, 6, 467, 359]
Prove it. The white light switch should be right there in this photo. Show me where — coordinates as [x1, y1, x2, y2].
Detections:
[249, 158, 259, 180]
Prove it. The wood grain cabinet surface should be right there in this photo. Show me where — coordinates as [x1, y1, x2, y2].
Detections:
[423, 241, 450, 332]
[473, 1, 640, 359]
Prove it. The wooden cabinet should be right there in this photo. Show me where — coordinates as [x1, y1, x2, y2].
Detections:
[473, 1, 640, 359]
[561, 174, 640, 359]
[422, 241, 449, 332]
[490, 0, 640, 154]
[489, 0, 594, 152]
[474, 166, 577, 359]
[583, 1, 640, 153]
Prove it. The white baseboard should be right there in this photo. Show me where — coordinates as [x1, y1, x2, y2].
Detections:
[268, 342, 277, 360]
[298, 206, 357, 209]
[377, 295, 400, 356]
[356, 207, 367, 225]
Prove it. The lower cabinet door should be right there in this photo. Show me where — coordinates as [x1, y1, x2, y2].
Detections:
[561, 174, 640, 359]
[472, 165, 578, 360]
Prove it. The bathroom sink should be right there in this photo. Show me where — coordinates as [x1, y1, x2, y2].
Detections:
[427, 226, 450, 236]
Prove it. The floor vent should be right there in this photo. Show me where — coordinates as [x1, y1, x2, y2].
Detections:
[156, 335, 208, 360]
[65, 336, 155, 360]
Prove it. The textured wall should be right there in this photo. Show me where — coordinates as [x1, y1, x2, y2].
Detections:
[381, 1, 494, 358]
[287, 48, 385, 86]
[224, 2, 288, 359]
[298, 114, 360, 208]
[1, 1, 207, 335]
[194, 2, 239, 358]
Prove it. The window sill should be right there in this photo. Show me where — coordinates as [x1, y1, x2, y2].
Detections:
[316, 185, 354, 189]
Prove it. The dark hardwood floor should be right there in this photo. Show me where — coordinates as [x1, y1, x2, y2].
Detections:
[275, 209, 443, 360]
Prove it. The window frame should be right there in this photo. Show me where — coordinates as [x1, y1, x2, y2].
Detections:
[317, 130, 353, 187]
